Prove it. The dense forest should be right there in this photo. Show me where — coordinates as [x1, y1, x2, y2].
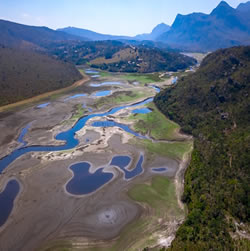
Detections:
[0, 46, 82, 106]
[154, 46, 250, 250]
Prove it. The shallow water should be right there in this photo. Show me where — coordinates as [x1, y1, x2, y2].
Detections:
[64, 94, 87, 101]
[150, 85, 161, 93]
[0, 179, 20, 227]
[93, 90, 112, 97]
[132, 108, 152, 114]
[91, 75, 100, 78]
[85, 69, 99, 74]
[17, 123, 31, 147]
[110, 155, 144, 180]
[152, 167, 168, 173]
[0, 97, 153, 173]
[66, 162, 113, 195]
[92, 121, 147, 139]
[37, 103, 50, 108]
[90, 82, 123, 87]
[172, 77, 178, 84]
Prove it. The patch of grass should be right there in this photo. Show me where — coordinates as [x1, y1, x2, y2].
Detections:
[99, 71, 112, 77]
[128, 176, 180, 215]
[106, 177, 182, 250]
[119, 73, 162, 84]
[71, 104, 88, 121]
[130, 103, 180, 140]
[137, 139, 192, 160]
[94, 90, 151, 109]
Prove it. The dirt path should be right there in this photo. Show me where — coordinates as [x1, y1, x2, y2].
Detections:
[0, 73, 90, 113]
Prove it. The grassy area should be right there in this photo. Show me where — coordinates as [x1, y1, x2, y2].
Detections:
[119, 73, 162, 84]
[99, 71, 112, 77]
[41, 240, 72, 251]
[135, 139, 192, 160]
[107, 177, 183, 250]
[94, 89, 151, 109]
[129, 103, 180, 140]
[129, 176, 180, 215]
[71, 104, 88, 121]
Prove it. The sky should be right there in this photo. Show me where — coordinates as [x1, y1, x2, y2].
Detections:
[0, 0, 247, 36]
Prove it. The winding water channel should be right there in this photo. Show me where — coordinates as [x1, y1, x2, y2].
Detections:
[0, 98, 153, 173]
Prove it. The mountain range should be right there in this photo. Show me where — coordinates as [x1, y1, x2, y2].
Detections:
[0, 1, 249, 52]
[59, 1, 250, 51]
[158, 1, 250, 51]
[0, 19, 87, 50]
[58, 23, 170, 42]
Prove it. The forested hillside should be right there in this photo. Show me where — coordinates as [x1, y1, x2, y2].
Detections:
[0, 46, 82, 106]
[49, 40, 196, 73]
[0, 19, 86, 50]
[155, 46, 250, 249]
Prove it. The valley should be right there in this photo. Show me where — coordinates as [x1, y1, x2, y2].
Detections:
[0, 1, 249, 250]
[0, 69, 192, 250]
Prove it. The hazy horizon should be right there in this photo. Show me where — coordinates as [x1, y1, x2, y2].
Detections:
[0, 0, 247, 36]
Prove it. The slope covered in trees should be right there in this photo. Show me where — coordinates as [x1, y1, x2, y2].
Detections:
[49, 40, 196, 73]
[154, 46, 250, 249]
[0, 19, 86, 50]
[0, 47, 82, 106]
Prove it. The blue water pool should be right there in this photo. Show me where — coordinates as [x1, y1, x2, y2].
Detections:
[90, 82, 123, 87]
[0, 97, 153, 173]
[110, 155, 144, 180]
[66, 162, 113, 195]
[91, 75, 100, 78]
[0, 179, 20, 227]
[64, 94, 87, 101]
[132, 108, 152, 114]
[92, 121, 147, 139]
[37, 103, 50, 108]
[150, 85, 161, 93]
[17, 123, 31, 147]
[93, 90, 112, 97]
[152, 167, 168, 173]
[85, 69, 99, 74]
[172, 77, 178, 84]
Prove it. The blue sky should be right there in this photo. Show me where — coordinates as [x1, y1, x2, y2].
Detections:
[0, 0, 247, 35]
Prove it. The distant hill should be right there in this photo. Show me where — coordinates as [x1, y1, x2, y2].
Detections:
[134, 23, 170, 41]
[0, 19, 87, 50]
[158, 1, 250, 51]
[154, 46, 250, 249]
[0, 46, 82, 106]
[57, 27, 131, 41]
[48, 40, 196, 73]
[237, 1, 250, 12]
[58, 23, 170, 42]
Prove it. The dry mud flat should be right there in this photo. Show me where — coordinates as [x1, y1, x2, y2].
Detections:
[0, 73, 189, 251]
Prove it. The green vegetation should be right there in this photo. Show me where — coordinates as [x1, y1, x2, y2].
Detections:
[48, 40, 196, 73]
[99, 71, 112, 77]
[0, 47, 82, 106]
[138, 140, 192, 160]
[130, 103, 180, 140]
[90, 47, 197, 73]
[94, 90, 151, 109]
[120, 73, 162, 84]
[71, 104, 88, 121]
[154, 46, 250, 249]
[128, 176, 181, 215]
[107, 177, 182, 251]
